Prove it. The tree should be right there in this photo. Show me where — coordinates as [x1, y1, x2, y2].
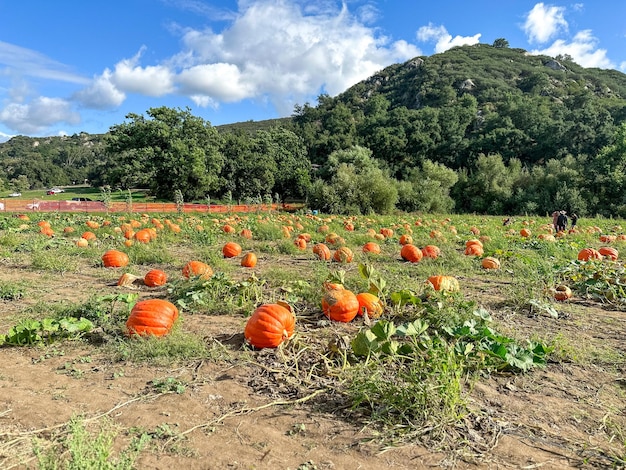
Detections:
[254, 127, 311, 200]
[397, 161, 458, 213]
[308, 146, 398, 214]
[493, 38, 509, 48]
[104, 107, 224, 201]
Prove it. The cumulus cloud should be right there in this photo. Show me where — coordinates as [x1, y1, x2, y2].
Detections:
[110, 48, 176, 96]
[172, 0, 421, 112]
[1, 0, 423, 133]
[523, 3, 568, 44]
[73, 70, 126, 109]
[416, 24, 481, 53]
[0, 97, 80, 134]
[531, 30, 614, 69]
[74, 48, 175, 109]
[178, 63, 255, 102]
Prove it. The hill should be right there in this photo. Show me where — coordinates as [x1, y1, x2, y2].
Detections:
[292, 43, 626, 171]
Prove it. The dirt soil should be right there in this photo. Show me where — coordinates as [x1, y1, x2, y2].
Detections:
[1, 264, 625, 469]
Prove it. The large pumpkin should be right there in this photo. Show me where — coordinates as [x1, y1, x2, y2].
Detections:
[362, 242, 381, 255]
[599, 246, 619, 261]
[464, 243, 484, 256]
[427, 275, 460, 292]
[333, 246, 354, 263]
[398, 234, 413, 246]
[312, 243, 331, 261]
[222, 242, 242, 258]
[577, 248, 603, 261]
[102, 249, 129, 268]
[241, 252, 258, 268]
[126, 299, 179, 337]
[244, 303, 296, 349]
[481, 256, 501, 270]
[356, 292, 384, 318]
[322, 288, 359, 322]
[134, 228, 153, 243]
[144, 269, 168, 287]
[182, 260, 213, 279]
[421, 245, 441, 259]
[400, 244, 423, 263]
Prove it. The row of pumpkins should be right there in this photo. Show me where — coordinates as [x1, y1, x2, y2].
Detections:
[103, 216, 620, 348]
[124, 275, 462, 349]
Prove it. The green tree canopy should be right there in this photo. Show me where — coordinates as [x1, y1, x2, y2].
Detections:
[104, 107, 224, 201]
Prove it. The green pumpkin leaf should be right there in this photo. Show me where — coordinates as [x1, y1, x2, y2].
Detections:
[351, 330, 379, 356]
[370, 320, 396, 341]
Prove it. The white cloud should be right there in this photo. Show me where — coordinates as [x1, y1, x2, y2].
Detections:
[523, 3, 568, 44]
[620, 61, 626, 72]
[416, 24, 481, 53]
[73, 70, 126, 109]
[0, 41, 88, 84]
[178, 63, 255, 102]
[0, 0, 423, 133]
[110, 49, 176, 96]
[173, 0, 421, 112]
[0, 97, 80, 134]
[531, 30, 614, 69]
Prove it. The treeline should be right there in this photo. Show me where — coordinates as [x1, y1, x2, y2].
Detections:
[2, 43, 626, 216]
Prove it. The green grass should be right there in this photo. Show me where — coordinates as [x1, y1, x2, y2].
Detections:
[34, 416, 150, 470]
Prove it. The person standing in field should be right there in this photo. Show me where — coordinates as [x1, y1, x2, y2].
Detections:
[556, 210, 568, 232]
[552, 210, 560, 231]
[570, 213, 578, 228]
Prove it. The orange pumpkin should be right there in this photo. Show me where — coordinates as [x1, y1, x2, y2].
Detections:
[577, 248, 603, 261]
[553, 285, 573, 301]
[222, 242, 242, 258]
[332, 246, 354, 263]
[427, 275, 460, 292]
[421, 245, 441, 259]
[134, 229, 152, 243]
[362, 242, 381, 254]
[294, 238, 307, 250]
[75, 238, 89, 248]
[598, 246, 618, 260]
[481, 256, 501, 270]
[244, 303, 296, 349]
[126, 299, 179, 337]
[398, 234, 413, 245]
[144, 269, 168, 287]
[102, 249, 129, 268]
[312, 243, 331, 261]
[465, 239, 483, 248]
[241, 252, 258, 268]
[400, 244, 423, 263]
[356, 292, 384, 318]
[182, 260, 213, 279]
[464, 244, 484, 256]
[81, 231, 97, 241]
[240, 228, 253, 239]
[379, 228, 394, 238]
[322, 288, 359, 322]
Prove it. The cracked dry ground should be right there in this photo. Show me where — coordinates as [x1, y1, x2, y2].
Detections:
[0, 264, 625, 469]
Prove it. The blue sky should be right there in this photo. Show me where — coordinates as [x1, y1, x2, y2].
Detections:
[0, 1, 624, 142]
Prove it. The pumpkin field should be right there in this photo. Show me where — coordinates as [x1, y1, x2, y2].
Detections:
[0, 210, 625, 469]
